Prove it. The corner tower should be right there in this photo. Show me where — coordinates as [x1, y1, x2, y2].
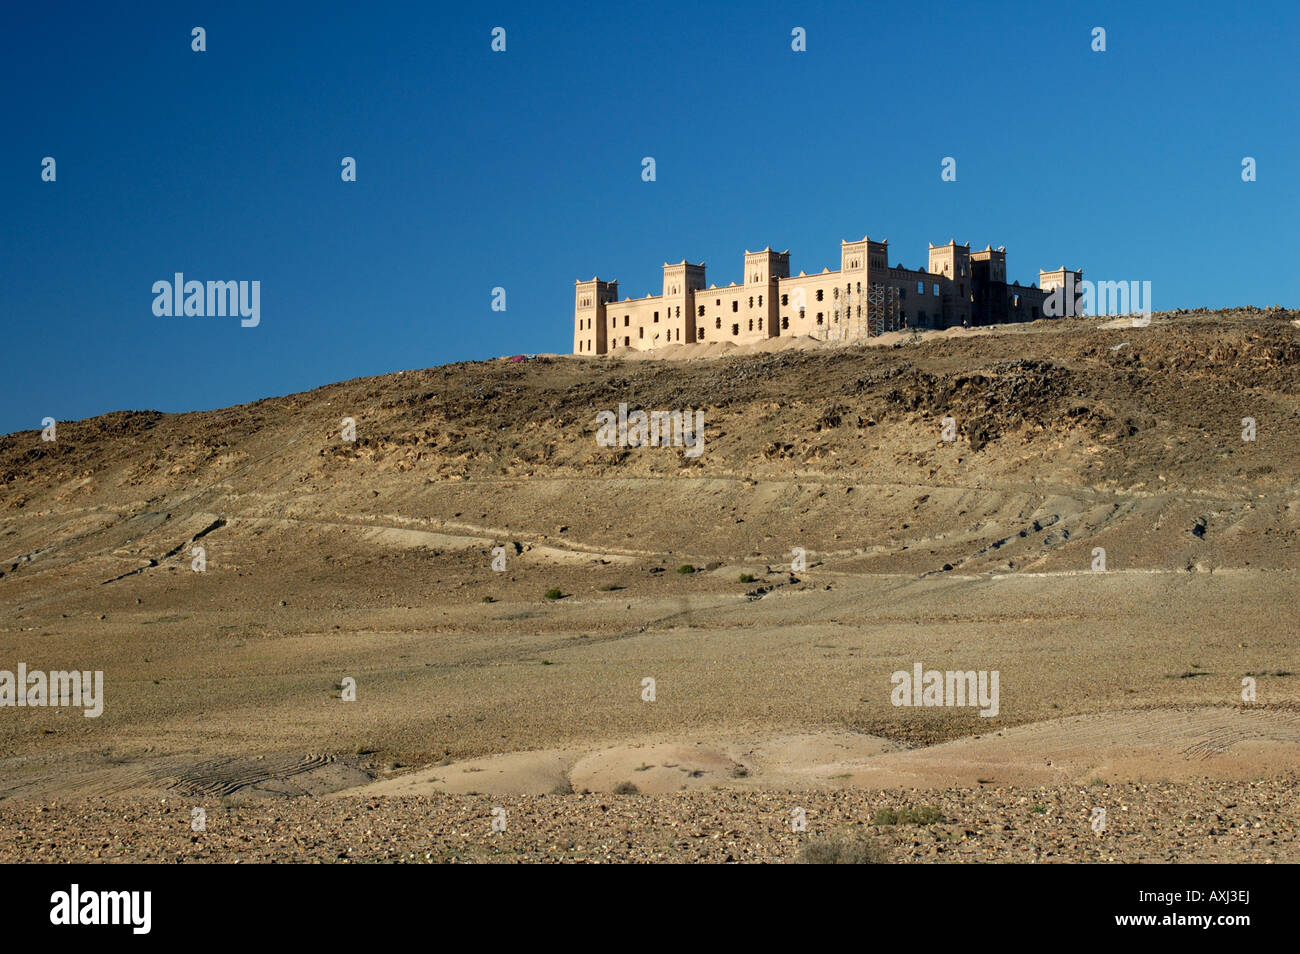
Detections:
[574, 277, 617, 355]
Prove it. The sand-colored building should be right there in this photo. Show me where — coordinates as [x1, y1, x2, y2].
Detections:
[573, 234, 1081, 355]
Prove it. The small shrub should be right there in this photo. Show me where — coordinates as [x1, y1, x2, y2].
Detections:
[797, 832, 889, 864]
[612, 781, 640, 795]
[543, 588, 563, 600]
[739, 573, 755, 583]
[900, 806, 943, 825]
[873, 805, 942, 826]
[677, 564, 696, 574]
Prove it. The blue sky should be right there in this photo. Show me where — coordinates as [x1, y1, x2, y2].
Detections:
[2, 0, 1296, 435]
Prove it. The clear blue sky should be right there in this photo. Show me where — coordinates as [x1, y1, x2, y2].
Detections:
[2, 0, 1296, 435]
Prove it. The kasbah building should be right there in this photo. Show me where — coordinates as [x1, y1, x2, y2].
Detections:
[572, 233, 1082, 355]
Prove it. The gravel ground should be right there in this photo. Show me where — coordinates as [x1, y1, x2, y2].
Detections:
[3, 776, 1297, 863]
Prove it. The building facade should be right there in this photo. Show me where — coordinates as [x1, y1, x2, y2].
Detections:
[573, 234, 1081, 355]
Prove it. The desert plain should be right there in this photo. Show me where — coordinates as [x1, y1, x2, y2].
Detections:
[1, 308, 1298, 862]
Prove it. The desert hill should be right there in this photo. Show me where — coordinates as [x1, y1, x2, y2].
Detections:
[1, 308, 1299, 863]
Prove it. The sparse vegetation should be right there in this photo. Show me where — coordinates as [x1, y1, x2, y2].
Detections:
[872, 805, 943, 826]
[739, 573, 755, 583]
[612, 781, 640, 795]
[796, 831, 889, 864]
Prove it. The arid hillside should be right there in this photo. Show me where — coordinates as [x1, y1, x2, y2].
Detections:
[1, 308, 1299, 863]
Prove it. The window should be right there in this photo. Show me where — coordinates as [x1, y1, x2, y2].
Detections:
[781, 293, 788, 306]
[624, 315, 630, 326]
[816, 289, 824, 301]
[732, 323, 739, 336]
[917, 281, 924, 295]
[933, 284, 939, 296]
[698, 305, 705, 317]
[748, 296, 754, 308]
[900, 288, 907, 300]
[639, 327, 644, 339]
[624, 336, 630, 346]
[715, 316, 721, 329]
[675, 306, 680, 318]
[732, 300, 739, 312]
[781, 316, 789, 329]
[653, 311, 659, 322]
[716, 298, 721, 306]
[816, 312, 824, 325]
[698, 328, 705, 340]
[833, 287, 839, 299]
[611, 316, 616, 327]
[758, 295, 763, 306]
[748, 319, 753, 331]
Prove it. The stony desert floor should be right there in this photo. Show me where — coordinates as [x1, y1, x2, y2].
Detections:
[1, 309, 1298, 862]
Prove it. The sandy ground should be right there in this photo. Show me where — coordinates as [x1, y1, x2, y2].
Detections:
[1, 307, 1298, 862]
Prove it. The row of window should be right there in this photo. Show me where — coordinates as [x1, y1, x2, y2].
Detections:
[603, 327, 685, 350]
[605, 307, 685, 329]
[594, 284, 949, 329]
